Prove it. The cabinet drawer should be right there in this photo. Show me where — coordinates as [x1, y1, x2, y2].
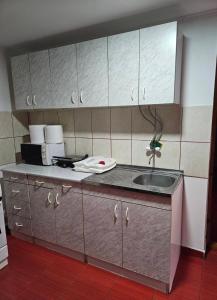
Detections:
[8, 215, 32, 236]
[28, 175, 54, 189]
[3, 182, 30, 215]
[3, 171, 27, 184]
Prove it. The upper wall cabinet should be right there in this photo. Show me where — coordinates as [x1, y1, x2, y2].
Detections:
[11, 54, 33, 110]
[77, 37, 108, 107]
[139, 22, 181, 105]
[108, 30, 139, 106]
[49, 44, 78, 108]
[29, 50, 52, 109]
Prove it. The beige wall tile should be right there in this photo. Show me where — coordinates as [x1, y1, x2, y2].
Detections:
[155, 141, 180, 170]
[93, 139, 111, 157]
[58, 110, 75, 137]
[29, 111, 44, 125]
[156, 104, 181, 141]
[132, 106, 155, 141]
[12, 112, 29, 137]
[92, 108, 110, 138]
[64, 138, 75, 156]
[0, 138, 15, 165]
[111, 107, 131, 139]
[132, 140, 150, 167]
[0, 112, 13, 138]
[74, 109, 92, 138]
[43, 110, 59, 124]
[181, 106, 212, 142]
[180, 142, 210, 178]
[111, 140, 131, 164]
[75, 138, 92, 156]
[14, 136, 30, 153]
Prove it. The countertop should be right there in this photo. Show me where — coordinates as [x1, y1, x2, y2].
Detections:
[83, 165, 183, 196]
[0, 163, 92, 182]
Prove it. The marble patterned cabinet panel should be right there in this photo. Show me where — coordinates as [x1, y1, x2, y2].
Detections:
[11, 54, 32, 110]
[49, 44, 78, 108]
[122, 202, 171, 283]
[108, 30, 139, 106]
[77, 37, 108, 107]
[83, 194, 122, 266]
[54, 185, 84, 253]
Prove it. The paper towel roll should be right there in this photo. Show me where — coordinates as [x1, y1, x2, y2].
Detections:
[45, 125, 63, 144]
[29, 125, 46, 144]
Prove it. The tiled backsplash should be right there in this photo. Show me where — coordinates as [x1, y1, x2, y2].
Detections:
[29, 104, 212, 179]
[0, 111, 29, 166]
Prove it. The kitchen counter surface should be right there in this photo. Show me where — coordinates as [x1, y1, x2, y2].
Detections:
[83, 165, 183, 196]
[1, 163, 92, 182]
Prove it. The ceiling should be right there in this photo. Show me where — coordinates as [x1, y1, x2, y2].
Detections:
[0, 0, 217, 48]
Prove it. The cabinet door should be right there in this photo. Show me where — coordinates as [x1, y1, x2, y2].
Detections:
[122, 202, 171, 283]
[49, 45, 78, 108]
[55, 186, 84, 253]
[108, 30, 139, 106]
[77, 37, 108, 107]
[11, 54, 32, 110]
[29, 185, 56, 244]
[29, 50, 52, 109]
[83, 195, 122, 266]
[139, 22, 177, 105]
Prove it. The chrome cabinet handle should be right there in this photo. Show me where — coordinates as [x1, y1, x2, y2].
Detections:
[125, 207, 129, 225]
[80, 90, 83, 104]
[114, 204, 118, 223]
[11, 177, 18, 180]
[143, 87, 146, 101]
[26, 95, 31, 106]
[35, 180, 44, 185]
[33, 95, 37, 106]
[131, 88, 134, 101]
[47, 192, 52, 205]
[13, 206, 21, 210]
[12, 190, 20, 194]
[15, 222, 23, 227]
[54, 193, 59, 207]
[62, 184, 72, 189]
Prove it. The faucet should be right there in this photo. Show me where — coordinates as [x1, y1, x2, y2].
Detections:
[146, 146, 161, 168]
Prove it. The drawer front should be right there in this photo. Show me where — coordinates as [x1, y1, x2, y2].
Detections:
[8, 215, 32, 236]
[3, 171, 27, 184]
[10, 199, 31, 219]
[3, 181, 30, 216]
[28, 175, 54, 189]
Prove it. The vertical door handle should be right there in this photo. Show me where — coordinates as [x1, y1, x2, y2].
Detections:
[114, 204, 118, 223]
[33, 95, 37, 106]
[47, 192, 52, 205]
[79, 90, 83, 104]
[125, 207, 129, 225]
[54, 193, 59, 207]
[26, 95, 31, 106]
[143, 87, 146, 101]
[131, 88, 134, 101]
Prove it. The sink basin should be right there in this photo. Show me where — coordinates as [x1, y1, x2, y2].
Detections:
[133, 173, 177, 188]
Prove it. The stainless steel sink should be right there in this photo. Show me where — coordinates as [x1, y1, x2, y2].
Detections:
[133, 173, 177, 188]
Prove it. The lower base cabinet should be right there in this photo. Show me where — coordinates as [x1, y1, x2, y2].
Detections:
[83, 194, 122, 266]
[29, 185, 56, 244]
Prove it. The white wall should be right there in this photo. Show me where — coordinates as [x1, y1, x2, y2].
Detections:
[180, 14, 217, 107]
[0, 48, 11, 111]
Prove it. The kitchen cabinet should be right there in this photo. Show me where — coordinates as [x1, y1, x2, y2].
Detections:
[49, 44, 78, 108]
[139, 22, 181, 105]
[29, 50, 52, 109]
[122, 202, 171, 283]
[55, 184, 84, 253]
[11, 54, 33, 110]
[29, 185, 56, 244]
[77, 37, 108, 107]
[83, 194, 122, 266]
[108, 30, 139, 106]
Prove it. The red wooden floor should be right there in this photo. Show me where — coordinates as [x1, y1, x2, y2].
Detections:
[0, 236, 217, 300]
